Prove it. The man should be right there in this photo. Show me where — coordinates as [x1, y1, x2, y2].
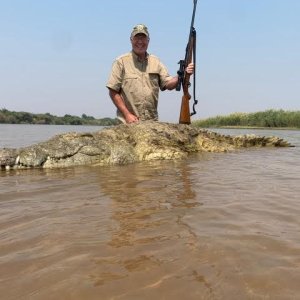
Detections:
[106, 24, 194, 124]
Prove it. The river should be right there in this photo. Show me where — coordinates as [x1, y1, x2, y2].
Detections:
[0, 124, 299, 299]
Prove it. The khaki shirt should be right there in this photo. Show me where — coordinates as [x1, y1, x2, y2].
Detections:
[106, 51, 172, 123]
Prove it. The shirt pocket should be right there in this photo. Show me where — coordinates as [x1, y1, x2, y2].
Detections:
[148, 73, 160, 89]
[123, 73, 138, 91]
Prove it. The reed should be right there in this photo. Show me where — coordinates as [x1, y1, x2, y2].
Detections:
[193, 109, 300, 129]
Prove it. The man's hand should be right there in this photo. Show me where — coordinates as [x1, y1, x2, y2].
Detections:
[186, 63, 194, 75]
[124, 112, 139, 124]
[164, 62, 195, 90]
[109, 88, 139, 124]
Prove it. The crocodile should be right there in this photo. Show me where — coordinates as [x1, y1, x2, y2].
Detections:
[0, 121, 292, 170]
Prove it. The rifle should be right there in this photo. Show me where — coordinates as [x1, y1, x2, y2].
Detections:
[176, 0, 198, 125]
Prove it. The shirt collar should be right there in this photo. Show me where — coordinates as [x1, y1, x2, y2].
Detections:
[131, 50, 149, 62]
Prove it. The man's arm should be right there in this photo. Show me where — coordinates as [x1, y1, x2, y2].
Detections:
[164, 76, 179, 90]
[108, 89, 139, 123]
[164, 63, 194, 90]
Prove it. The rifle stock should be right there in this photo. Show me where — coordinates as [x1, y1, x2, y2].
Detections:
[179, 93, 191, 124]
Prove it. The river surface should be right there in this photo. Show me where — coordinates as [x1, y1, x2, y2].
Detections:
[0, 124, 299, 299]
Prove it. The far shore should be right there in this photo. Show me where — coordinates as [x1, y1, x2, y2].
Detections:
[1, 123, 300, 131]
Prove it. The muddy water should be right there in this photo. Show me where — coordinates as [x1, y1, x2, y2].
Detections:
[0, 127, 300, 299]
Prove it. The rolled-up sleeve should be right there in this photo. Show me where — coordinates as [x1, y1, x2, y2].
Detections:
[106, 59, 123, 92]
[158, 62, 173, 90]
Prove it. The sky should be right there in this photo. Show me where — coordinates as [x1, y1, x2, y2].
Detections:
[0, 0, 299, 123]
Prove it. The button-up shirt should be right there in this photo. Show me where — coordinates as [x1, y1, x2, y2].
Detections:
[106, 51, 172, 123]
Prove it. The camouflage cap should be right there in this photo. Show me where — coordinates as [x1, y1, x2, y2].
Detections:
[130, 24, 149, 38]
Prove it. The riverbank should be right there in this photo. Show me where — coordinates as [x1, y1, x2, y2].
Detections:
[193, 109, 300, 129]
[198, 125, 300, 131]
[0, 108, 119, 126]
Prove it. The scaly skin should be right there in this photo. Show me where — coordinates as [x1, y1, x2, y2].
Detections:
[0, 121, 292, 170]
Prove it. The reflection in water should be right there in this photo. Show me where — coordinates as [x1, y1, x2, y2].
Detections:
[98, 161, 198, 247]
[92, 159, 216, 299]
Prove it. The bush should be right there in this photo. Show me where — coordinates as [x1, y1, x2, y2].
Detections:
[193, 109, 300, 128]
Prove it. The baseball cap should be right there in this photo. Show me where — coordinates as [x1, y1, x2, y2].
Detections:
[131, 24, 149, 38]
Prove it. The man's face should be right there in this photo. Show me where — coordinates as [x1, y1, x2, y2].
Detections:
[131, 33, 149, 56]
